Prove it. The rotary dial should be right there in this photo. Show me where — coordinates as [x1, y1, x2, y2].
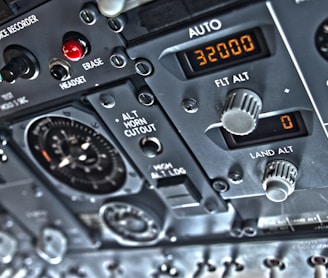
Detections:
[27, 116, 126, 194]
[99, 202, 160, 244]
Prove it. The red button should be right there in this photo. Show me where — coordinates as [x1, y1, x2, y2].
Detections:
[62, 40, 85, 62]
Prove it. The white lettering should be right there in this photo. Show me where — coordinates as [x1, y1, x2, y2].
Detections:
[59, 75, 87, 90]
[214, 77, 230, 87]
[278, 146, 294, 154]
[122, 110, 138, 120]
[123, 123, 156, 137]
[122, 110, 157, 137]
[4, 15, 39, 37]
[189, 19, 222, 39]
[210, 19, 222, 30]
[250, 146, 294, 159]
[215, 72, 249, 87]
[82, 58, 104, 71]
[0, 29, 9, 40]
[250, 149, 275, 159]
[1, 92, 14, 101]
[123, 118, 148, 128]
[151, 163, 187, 179]
[153, 163, 174, 171]
[232, 72, 249, 83]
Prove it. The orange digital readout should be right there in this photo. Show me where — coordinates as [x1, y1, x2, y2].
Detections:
[179, 28, 269, 77]
[193, 34, 256, 66]
[280, 115, 294, 130]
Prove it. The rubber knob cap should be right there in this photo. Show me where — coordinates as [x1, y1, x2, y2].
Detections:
[262, 160, 298, 202]
[96, 0, 126, 17]
[221, 88, 262, 136]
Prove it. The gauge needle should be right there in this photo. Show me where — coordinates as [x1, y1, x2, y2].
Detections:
[58, 156, 72, 168]
[81, 141, 91, 150]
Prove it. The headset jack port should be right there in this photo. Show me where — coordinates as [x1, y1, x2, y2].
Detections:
[49, 58, 72, 81]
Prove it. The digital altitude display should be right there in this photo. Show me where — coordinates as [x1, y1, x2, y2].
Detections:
[178, 28, 269, 77]
[221, 112, 308, 149]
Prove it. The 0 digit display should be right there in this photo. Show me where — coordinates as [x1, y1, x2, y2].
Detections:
[221, 112, 308, 149]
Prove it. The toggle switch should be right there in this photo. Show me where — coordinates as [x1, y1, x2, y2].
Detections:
[264, 258, 285, 278]
[309, 256, 328, 278]
[0, 45, 39, 83]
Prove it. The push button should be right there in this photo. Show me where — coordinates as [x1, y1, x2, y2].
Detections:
[62, 32, 90, 62]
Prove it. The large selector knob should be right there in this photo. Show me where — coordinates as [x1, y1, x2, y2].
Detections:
[221, 88, 262, 136]
[262, 160, 298, 203]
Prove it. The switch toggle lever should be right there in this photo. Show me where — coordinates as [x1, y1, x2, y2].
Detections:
[0, 45, 39, 83]
[309, 256, 328, 278]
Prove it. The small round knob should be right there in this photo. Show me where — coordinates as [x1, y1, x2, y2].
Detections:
[221, 88, 262, 136]
[262, 160, 298, 202]
[0, 231, 17, 264]
[36, 227, 67, 265]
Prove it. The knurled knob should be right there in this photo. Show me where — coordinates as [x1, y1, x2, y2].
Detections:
[221, 88, 262, 136]
[262, 160, 298, 203]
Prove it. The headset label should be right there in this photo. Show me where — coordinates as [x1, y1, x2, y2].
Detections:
[59, 75, 87, 90]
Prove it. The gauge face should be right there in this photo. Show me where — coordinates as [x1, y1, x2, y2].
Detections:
[100, 202, 160, 243]
[27, 116, 126, 194]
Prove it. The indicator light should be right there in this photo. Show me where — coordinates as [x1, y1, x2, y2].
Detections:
[62, 32, 90, 62]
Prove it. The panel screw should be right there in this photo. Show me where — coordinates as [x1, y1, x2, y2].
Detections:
[99, 94, 116, 109]
[182, 98, 199, 113]
[110, 49, 128, 68]
[0, 149, 8, 163]
[135, 59, 153, 76]
[228, 171, 243, 184]
[212, 179, 229, 193]
[79, 3, 99, 25]
[138, 88, 155, 106]
[204, 201, 218, 214]
[108, 17, 126, 33]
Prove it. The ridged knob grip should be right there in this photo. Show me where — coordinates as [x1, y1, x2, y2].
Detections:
[221, 88, 262, 136]
[262, 160, 298, 202]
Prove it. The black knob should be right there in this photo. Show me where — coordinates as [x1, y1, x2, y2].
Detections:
[0, 56, 29, 83]
[0, 45, 39, 83]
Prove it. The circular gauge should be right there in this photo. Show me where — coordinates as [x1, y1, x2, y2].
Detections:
[27, 116, 126, 194]
[99, 202, 160, 244]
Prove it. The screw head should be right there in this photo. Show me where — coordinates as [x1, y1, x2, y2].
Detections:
[110, 51, 127, 68]
[212, 179, 229, 193]
[135, 59, 153, 76]
[228, 171, 243, 184]
[108, 17, 125, 33]
[138, 88, 155, 106]
[99, 94, 116, 109]
[182, 98, 199, 113]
